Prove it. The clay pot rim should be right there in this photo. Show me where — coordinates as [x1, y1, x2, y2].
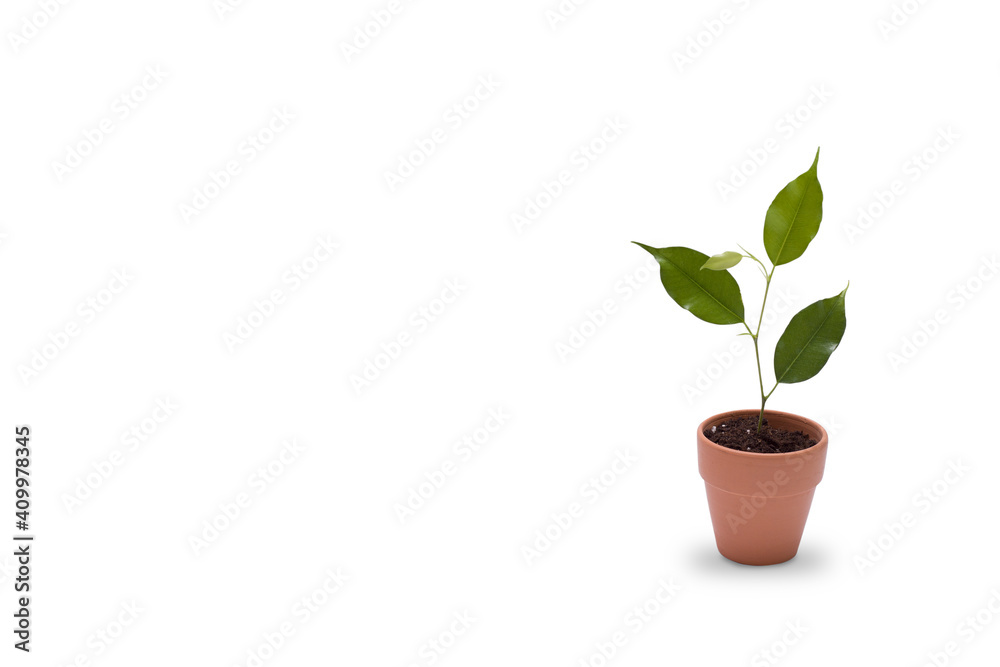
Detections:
[697, 408, 829, 460]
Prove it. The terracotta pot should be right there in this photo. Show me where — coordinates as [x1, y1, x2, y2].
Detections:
[697, 409, 828, 566]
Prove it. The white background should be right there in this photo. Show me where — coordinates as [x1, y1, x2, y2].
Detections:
[3, 0, 1000, 664]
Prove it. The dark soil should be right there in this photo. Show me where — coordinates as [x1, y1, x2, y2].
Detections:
[705, 415, 817, 454]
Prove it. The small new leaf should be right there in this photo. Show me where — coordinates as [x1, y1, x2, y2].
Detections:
[701, 251, 743, 271]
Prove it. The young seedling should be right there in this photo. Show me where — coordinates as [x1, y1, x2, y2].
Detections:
[635, 148, 848, 434]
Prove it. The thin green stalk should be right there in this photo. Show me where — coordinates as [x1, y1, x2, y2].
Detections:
[752, 266, 776, 433]
[738, 248, 778, 433]
[751, 332, 767, 430]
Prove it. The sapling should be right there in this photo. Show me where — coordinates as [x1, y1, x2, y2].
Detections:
[635, 148, 847, 434]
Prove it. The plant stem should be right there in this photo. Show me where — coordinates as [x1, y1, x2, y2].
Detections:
[752, 266, 776, 433]
[756, 266, 774, 336]
[739, 249, 777, 433]
[751, 331, 767, 432]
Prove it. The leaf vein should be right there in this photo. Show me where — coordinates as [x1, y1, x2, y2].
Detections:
[773, 178, 814, 263]
[661, 254, 741, 322]
[776, 303, 837, 383]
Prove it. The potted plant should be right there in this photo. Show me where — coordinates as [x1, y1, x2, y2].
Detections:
[635, 149, 847, 565]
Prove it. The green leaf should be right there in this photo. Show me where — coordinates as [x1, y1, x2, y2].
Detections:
[773, 285, 848, 384]
[763, 148, 823, 266]
[701, 251, 743, 271]
[633, 243, 745, 325]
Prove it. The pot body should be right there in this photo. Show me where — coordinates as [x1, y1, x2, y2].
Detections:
[697, 409, 828, 566]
